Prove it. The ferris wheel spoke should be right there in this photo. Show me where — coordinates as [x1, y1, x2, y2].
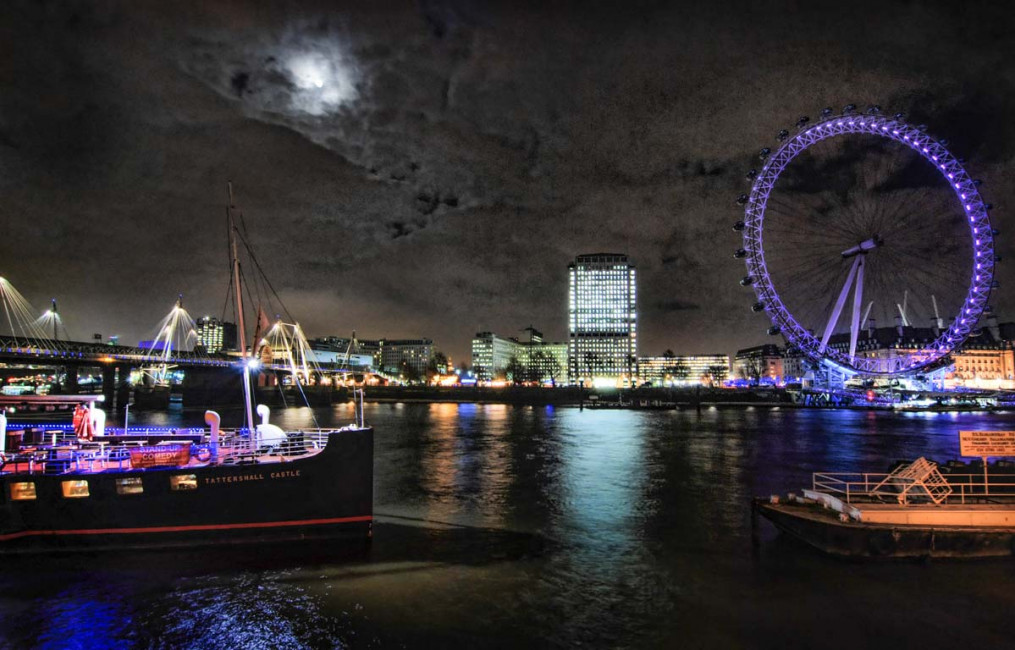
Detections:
[766, 206, 863, 241]
[883, 192, 956, 234]
[885, 243, 968, 278]
[786, 261, 854, 334]
[883, 203, 963, 244]
[875, 249, 966, 324]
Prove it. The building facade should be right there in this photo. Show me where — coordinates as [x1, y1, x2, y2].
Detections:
[734, 344, 784, 384]
[945, 323, 1015, 389]
[948, 346, 1015, 389]
[638, 354, 730, 386]
[732, 321, 1015, 387]
[310, 335, 378, 370]
[524, 342, 568, 385]
[567, 253, 637, 386]
[471, 332, 522, 381]
[379, 338, 434, 378]
[472, 330, 568, 384]
[780, 346, 811, 382]
[195, 317, 237, 353]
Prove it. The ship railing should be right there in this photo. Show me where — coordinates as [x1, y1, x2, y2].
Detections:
[813, 471, 1015, 505]
[211, 426, 359, 463]
[1, 426, 366, 475]
[1, 445, 133, 475]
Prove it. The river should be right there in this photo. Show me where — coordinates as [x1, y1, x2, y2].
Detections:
[2, 403, 1014, 648]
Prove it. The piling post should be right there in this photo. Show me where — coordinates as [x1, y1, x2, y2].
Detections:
[751, 498, 761, 549]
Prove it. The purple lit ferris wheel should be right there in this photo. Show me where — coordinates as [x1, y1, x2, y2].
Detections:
[734, 105, 997, 376]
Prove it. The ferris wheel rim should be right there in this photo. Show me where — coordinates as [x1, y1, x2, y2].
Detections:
[741, 112, 995, 376]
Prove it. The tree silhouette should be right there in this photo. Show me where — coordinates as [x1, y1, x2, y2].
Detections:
[505, 355, 525, 384]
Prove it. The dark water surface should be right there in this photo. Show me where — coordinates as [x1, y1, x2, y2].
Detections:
[3, 404, 1015, 649]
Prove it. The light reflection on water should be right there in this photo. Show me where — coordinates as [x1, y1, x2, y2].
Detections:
[3, 404, 1015, 648]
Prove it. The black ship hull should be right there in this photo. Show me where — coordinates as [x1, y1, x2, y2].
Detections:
[0, 428, 373, 553]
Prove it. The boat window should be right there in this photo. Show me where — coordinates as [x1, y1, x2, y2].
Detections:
[170, 474, 198, 491]
[10, 482, 37, 501]
[116, 477, 144, 495]
[61, 480, 90, 499]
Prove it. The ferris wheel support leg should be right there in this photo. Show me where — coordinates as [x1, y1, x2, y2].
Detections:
[849, 256, 865, 361]
[820, 256, 861, 353]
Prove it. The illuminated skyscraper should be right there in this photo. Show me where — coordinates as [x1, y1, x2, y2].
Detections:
[568, 253, 637, 385]
[196, 317, 237, 353]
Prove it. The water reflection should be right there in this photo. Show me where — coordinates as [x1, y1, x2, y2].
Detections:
[6, 405, 1015, 648]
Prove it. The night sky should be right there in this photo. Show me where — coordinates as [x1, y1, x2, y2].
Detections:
[1, 0, 1012, 364]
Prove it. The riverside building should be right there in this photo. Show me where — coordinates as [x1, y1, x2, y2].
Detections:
[638, 354, 730, 386]
[472, 329, 567, 384]
[567, 253, 638, 387]
[195, 317, 237, 353]
[472, 332, 522, 381]
[945, 321, 1015, 389]
[734, 344, 784, 384]
[378, 338, 434, 377]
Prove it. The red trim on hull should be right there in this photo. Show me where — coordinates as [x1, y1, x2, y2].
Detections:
[0, 515, 373, 542]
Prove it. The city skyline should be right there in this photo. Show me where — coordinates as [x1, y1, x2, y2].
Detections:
[4, 244, 1015, 370]
[1, 1, 1012, 367]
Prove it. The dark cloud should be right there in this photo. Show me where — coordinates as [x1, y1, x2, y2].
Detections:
[657, 300, 701, 312]
[0, 0, 1013, 363]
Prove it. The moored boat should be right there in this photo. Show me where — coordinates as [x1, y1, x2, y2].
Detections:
[754, 457, 1015, 560]
[0, 184, 374, 553]
[0, 404, 373, 553]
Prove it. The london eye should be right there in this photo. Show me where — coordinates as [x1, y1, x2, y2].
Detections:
[734, 105, 997, 375]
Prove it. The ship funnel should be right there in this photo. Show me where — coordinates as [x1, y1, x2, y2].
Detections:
[91, 408, 106, 437]
[205, 410, 221, 461]
[254, 404, 285, 451]
[256, 403, 271, 425]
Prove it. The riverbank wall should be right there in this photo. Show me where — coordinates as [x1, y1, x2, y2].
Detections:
[360, 386, 794, 406]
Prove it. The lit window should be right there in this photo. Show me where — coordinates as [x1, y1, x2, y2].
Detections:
[116, 477, 144, 495]
[170, 474, 198, 491]
[10, 482, 36, 501]
[61, 480, 90, 498]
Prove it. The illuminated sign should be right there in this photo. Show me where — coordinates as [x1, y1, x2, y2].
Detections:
[959, 430, 1015, 458]
[203, 469, 301, 485]
[130, 445, 191, 468]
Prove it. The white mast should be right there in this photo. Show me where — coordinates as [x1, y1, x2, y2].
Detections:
[228, 182, 256, 437]
[861, 301, 874, 331]
[932, 294, 944, 333]
[896, 290, 910, 327]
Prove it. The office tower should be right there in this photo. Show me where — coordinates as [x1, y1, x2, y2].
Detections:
[568, 253, 637, 385]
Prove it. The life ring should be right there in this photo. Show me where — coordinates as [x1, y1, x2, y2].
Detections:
[193, 446, 212, 463]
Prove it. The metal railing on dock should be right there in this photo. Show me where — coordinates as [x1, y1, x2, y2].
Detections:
[813, 469, 1015, 505]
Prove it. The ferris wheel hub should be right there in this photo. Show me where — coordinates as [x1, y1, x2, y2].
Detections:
[841, 235, 884, 258]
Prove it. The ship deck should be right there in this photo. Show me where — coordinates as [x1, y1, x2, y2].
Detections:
[0, 427, 342, 477]
[770, 496, 1015, 529]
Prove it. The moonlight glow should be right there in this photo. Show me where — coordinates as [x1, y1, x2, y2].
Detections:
[285, 52, 356, 115]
